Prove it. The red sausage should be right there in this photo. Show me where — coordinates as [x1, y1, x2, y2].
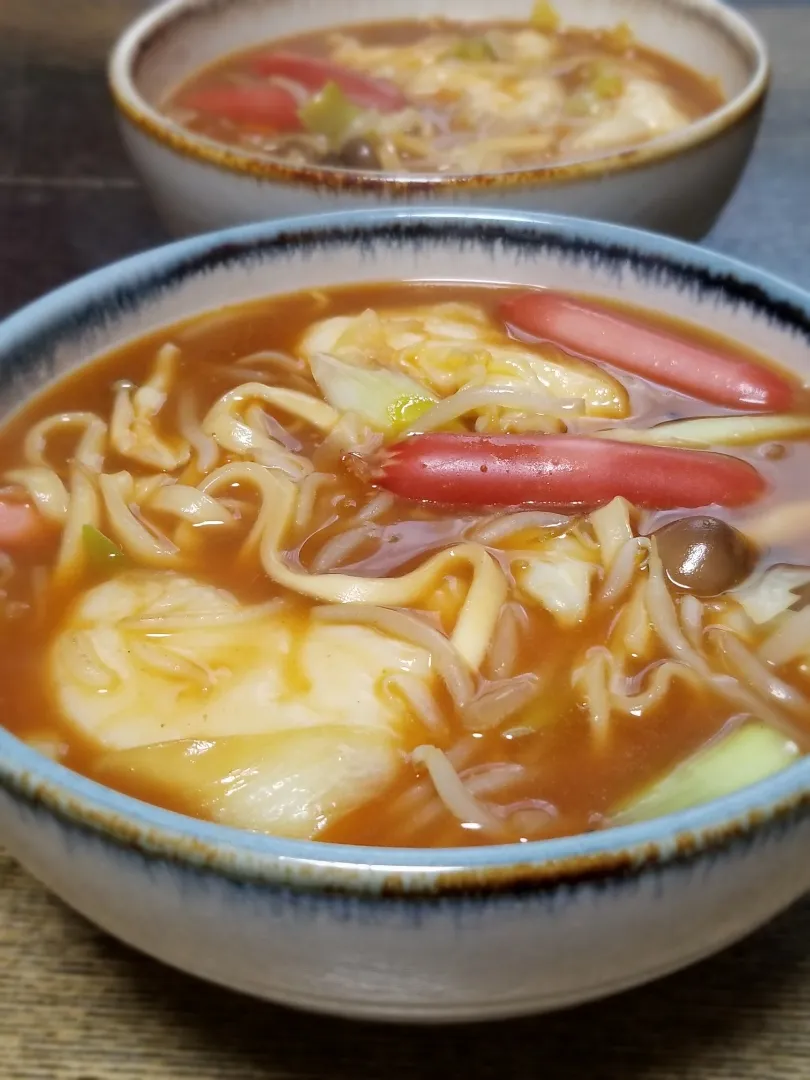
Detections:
[0, 500, 49, 548]
[177, 84, 303, 131]
[501, 291, 797, 412]
[377, 434, 767, 510]
[251, 51, 408, 111]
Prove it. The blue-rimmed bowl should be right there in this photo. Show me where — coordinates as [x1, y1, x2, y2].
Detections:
[1, 208, 810, 1023]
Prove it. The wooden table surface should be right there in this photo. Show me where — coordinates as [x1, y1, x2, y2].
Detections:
[1, 2, 809, 1076]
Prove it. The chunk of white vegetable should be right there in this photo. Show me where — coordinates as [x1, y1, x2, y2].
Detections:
[565, 78, 689, 154]
[518, 536, 599, 626]
[590, 497, 634, 569]
[309, 352, 437, 432]
[599, 414, 810, 449]
[98, 728, 400, 838]
[300, 305, 628, 418]
[733, 565, 810, 626]
[50, 571, 431, 751]
[613, 722, 800, 824]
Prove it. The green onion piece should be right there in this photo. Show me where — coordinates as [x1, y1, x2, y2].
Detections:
[613, 722, 800, 825]
[448, 37, 497, 62]
[309, 352, 437, 433]
[387, 395, 437, 431]
[298, 82, 361, 147]
[564, 92, 596, 118]
[530, 0, 560, 32]
[582, 61, 624, 100]
[604, 21, 635, 53]
[82, 524, 127, 570]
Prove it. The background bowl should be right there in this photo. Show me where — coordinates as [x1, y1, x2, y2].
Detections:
[2, 208, 810, 1023]
[108, 0, 768, 239]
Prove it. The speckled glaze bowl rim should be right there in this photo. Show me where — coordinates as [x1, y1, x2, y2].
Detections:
[2, 207, 810, 897]
[107, 0, 770, 193]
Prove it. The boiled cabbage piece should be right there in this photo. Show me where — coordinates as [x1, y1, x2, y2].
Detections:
[49, 571, 431, 836]
[299, 303, 628, 419]
[330, 30, 559, 124]
[564, 78, 689, 155]
[97, 729, 397, 840]
[517, 533, 601, 627]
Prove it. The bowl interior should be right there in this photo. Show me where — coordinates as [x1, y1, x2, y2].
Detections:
[3, 210, 808, 421]
[2, 208, 810, 878]
[126, 0, 760, 118]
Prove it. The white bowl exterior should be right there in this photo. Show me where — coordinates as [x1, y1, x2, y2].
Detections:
[120, 109, 762, 240]
[113, 0, 766, 238]
[4, 785, 810, 1020]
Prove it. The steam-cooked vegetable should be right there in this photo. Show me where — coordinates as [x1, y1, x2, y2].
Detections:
[585, 61, 624, 101]
[563, 78, 688, 152]
[590, 497, 634, 568]
[298, 82, 361, 145]
[530, 0, 560, 32]
[98, 728, 401, 838]
[501, 292, 797, 411]
[308, 352, 437, 431]
[613, 723, 800, 823]
[743, 501, 810, 548]
[448, 37, 497, 62]
[518, 535, 598, 626]
[734, 565, 810, 626]
[300, 304, 629, 418]
[600, 414, 810, 448]
[82, 525, 128, 572]
[51, 571, 431, 750]
[377, 434, 767, 509]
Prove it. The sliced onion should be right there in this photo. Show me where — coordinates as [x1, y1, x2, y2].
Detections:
[711, 627, 809, 717]
[411, 744, 503, 833]
[471, 511, 569, 545]
[461, 673, 541, 731]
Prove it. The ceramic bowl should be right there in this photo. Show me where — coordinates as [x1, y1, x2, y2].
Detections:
[2, 208, 810, 1023]
[108, 0, 769, 239]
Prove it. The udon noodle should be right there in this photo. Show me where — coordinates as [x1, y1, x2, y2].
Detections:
[0, 281, 809, 847]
